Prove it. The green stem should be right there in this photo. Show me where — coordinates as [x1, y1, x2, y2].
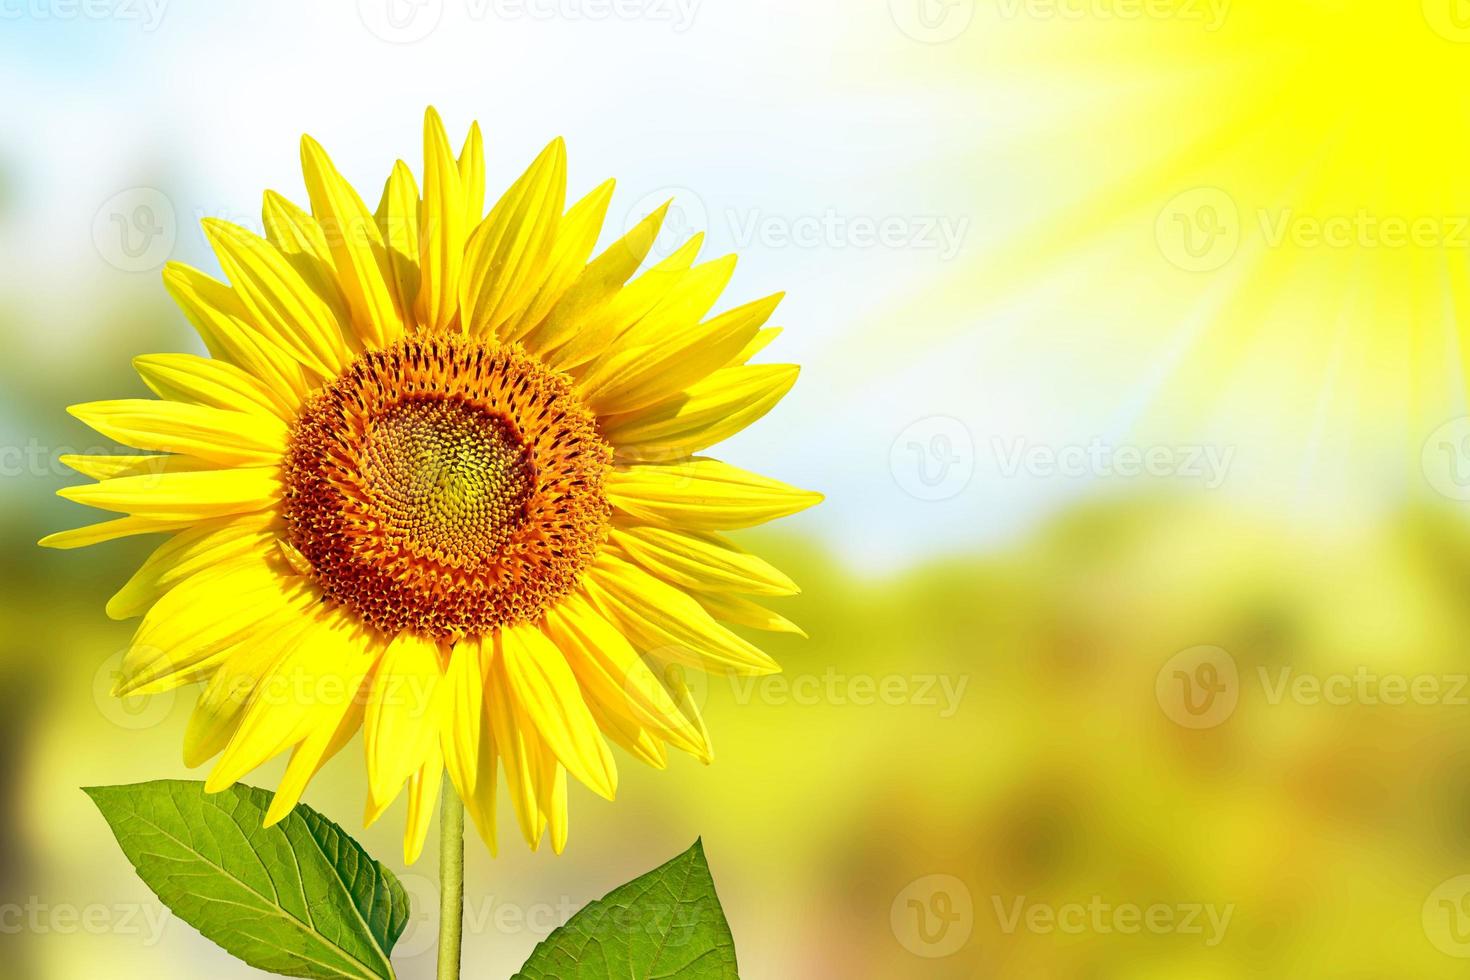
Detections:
[437, 772, 464, 980]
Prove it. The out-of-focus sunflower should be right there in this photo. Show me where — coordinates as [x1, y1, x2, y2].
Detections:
[42, 108, 819, 863]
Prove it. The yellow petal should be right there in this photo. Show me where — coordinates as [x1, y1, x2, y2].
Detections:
[416, 107, 467, 333]
[457, 120, 485, 227]
[261, 190, 354, 333]
[694, 591, 806, 637]
[300, 134, 406, 348]
[583, 554, 780, 677]
[659, 661, 714, 765]
[585, 699, 669, 770]
[58, 466, 281, 522]
[134, 353, 290, 421]
[547, 231, 702, 374]
[499, 622, 616, 801]
[185, 609, 314, 769]
[441, 640, 483, 798]
[403, 748, 445, 865]
[462, 637, 500, 855]
[484, 637, 545, 849]
[607, 525, 798, 597]
[729, 326, 782, 366]
[118, 557, 307, 696]
[460, 138, 567, 338]
[202, 218, 350, 378]
[604, 255, 739, 353]
[601, 363, 798, 459]
[543, 592, 709, 761]
[206, 607, 362, 791]
[501, 179, 614, 344]
[364, 632, 447, 806]
[68, 399, 286, 467]
[107, 513, 278, 620]
[162, 262, 310, 406]
[536, 756, 569, 855]
[375, 161, 422, 326]
[39, 515, 187, 550]
[58, 453, 211, 481]
[580, 289, 772, 416]
[607, 457, 822, 530]
[523, 199, 668, 358]
[265, 649, 375, 826]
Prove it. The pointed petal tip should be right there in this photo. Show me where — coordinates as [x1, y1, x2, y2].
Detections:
[37, 530, 71, 550]
[202, 772, 234, 794]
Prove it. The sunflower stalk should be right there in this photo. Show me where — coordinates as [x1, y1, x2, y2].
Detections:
[437, 773, 464, 980]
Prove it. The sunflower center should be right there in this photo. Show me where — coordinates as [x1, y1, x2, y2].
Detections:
[364, 398, 533, 564]
[283, 337, 611, 640]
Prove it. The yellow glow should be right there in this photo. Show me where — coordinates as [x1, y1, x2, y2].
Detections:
[864, 1, 1470, 490]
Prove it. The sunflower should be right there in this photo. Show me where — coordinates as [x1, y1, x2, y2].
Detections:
[43, 108, 819, 863]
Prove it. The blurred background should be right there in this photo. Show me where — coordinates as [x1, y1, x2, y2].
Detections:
[7, 0, 1470, 976]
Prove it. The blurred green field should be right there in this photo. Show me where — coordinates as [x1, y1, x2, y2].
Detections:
[10, 5, 1470, 976]
[15, 474, 1470, 976]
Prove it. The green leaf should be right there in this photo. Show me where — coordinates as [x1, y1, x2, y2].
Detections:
[84, 779, 408, 980]
[513, 839, 739, 979]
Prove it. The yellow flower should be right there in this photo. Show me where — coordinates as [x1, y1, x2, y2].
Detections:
[43, 108, 819, 863]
